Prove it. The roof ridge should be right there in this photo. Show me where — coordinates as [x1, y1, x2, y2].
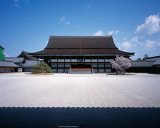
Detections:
[147, 56, 160, 59]
[49, 35, 112, 38]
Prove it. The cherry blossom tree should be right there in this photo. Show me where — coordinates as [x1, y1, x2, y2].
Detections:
[111, 56, 131, 75]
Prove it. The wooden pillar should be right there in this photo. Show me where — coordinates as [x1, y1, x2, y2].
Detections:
[70, 57, 72, 73]
[91, 57, 93, 73]
[104, 56, 106, 73]
[97, 57, 99, 73]
[44, 57, 48, 64]
[70, 56, 72, 63]
[64, 57, 65, 73]
[56, 57, 58, 73]
[91, 57, 92, 65]
[36, 57, 39, 65]
[48, 57, 51, 67]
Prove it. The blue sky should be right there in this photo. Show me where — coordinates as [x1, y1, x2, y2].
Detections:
[0, 0, 160, 59]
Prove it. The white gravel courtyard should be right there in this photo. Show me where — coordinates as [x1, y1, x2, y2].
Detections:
[0, 73, 160, 107]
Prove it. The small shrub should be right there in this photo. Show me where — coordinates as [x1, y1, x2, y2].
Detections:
[32, 62, 52, 74]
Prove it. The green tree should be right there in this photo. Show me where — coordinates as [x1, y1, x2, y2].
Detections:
[32, 62, 52, 74]
[137, 58, 142, 61]
[0, 46, 5, 61]
[143, 54, 149, 60]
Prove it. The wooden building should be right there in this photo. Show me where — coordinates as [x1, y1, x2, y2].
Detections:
[0, 61, 19, 73]
[128, 56, 160, 73]
[0, 45, 20, 73]
[17, 51, 39, 72]
[29, 36, 134, 73]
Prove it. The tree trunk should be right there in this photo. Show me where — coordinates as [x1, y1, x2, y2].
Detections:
[116, 69, 125, 75]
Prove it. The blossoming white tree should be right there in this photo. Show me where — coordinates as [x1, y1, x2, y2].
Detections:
[111, 56, 131, 75]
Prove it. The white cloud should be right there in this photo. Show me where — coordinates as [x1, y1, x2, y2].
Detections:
[131, 36, 139, 43]
[59, 16, 65, 24]
[14, 0, 20, 8]
[14, 0, 28, 8]
[145, 40, 156, 48]
[93, 30, 104, 36]
[120, 36, 137, 51]
[121, 36, 159, 51]
[65, 21, 71, 25]
[93, 30, 119, 36]
[157, 41, 160, 47]
[135, 14, 160, 35]
[4, 53, 10, 57]
[107, 30, 119, 35]
[59, 16, 71, 25]
[121, 41, 132, 50]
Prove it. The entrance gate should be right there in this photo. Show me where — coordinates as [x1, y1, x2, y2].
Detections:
[70, 64, 93, 74]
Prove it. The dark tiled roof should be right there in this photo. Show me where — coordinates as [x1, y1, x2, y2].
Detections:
[31, 49, 134, 56]
[146, 56, 160, 59]
[46, 36, 117, 49]
[145, 57, 160, 65]
[18, 51, 37, 60]
[5, 57, 24, 63]
[30, 36, 134, 56]
[131, 61, 154, 67]
[0, 61, 19, 67]
[153, 58, 160, 65]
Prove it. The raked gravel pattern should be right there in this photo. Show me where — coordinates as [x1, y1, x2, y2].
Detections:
[0, 73, 160, 107]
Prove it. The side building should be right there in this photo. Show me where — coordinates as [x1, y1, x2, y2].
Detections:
[0, 46, 39, 73]
[128, 56, 160, 73]
[29, 36, 134, 73]
[17, 51, 39, 72]
[0, 45, 20, 73]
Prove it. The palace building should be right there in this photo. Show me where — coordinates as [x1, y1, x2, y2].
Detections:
[29, 36, 134, 73]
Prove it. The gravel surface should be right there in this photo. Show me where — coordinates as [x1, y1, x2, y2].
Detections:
[0, 73, 160, 107]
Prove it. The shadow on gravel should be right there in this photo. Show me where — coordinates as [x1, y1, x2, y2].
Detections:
[107, 73, 135, 75]
[0, 107, 160, 128]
